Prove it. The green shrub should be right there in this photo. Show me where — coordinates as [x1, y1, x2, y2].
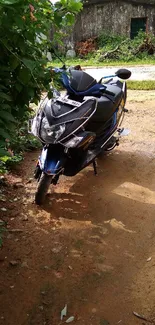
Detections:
[0, 0, 82, 169]
[97, 32, 126, 49]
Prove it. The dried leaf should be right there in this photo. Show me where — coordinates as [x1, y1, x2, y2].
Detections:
[133, 311, 152, 322]
[147, 257, 152, 262]
[66, 316, 75, 323]
[61, 304, 67, 320]
[8, 229, 24, 233]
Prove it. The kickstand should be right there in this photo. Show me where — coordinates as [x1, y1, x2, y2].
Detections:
[52, 174, 60, 185]
[93, 159, 97, 176]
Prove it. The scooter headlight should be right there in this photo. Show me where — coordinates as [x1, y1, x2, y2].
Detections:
[45, 124, 66, 142]
[40, 117, 66, 143]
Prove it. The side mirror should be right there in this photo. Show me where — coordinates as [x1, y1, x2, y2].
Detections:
[115, 69, 131, 80]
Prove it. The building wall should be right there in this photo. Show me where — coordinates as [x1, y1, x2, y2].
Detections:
[73, 1, 155, 42]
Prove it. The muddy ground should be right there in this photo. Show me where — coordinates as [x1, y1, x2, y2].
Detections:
[0, 90, 155, 325]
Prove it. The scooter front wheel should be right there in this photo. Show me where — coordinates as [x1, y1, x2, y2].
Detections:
[35, 173, 52, 205]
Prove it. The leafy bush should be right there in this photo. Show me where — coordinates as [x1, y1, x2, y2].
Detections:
[73, 31, 155, 63]
[0, 0, 82, 160]
[97, 31, 155, 62]
[97, 32, 126, 49]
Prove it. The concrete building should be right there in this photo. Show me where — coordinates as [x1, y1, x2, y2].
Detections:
[72, 0, 155, 42]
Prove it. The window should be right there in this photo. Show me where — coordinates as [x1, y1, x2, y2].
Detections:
[130, 17, 147, 39]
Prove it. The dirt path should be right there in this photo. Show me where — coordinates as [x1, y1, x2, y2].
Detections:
[1, 91, 155, 325]
[85, 65, 155, 80]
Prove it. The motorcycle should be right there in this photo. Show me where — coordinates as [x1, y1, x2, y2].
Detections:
[30, 65, 131, 205]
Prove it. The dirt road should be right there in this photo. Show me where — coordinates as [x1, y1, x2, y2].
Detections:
[85, 66, 155, 80]
[0, 91, 155, 325]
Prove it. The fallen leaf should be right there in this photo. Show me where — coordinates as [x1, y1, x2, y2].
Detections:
[61, 304, 67, 320]
[133, 311, 152, 322]
[68, 265, 73, 270]
[147, 257, 152, 262]
[66, 316, 75, 323]
[9, 260, 19, 266]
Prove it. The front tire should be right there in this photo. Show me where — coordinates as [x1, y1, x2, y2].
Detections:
[35, 173, 52, 205]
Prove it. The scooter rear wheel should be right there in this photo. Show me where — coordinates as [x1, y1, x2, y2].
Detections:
[35, 173, 52, 205]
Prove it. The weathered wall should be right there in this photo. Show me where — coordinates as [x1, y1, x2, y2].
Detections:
[72, 0, 155, 42]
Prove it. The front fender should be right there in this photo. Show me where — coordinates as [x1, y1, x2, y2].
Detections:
[38, 146, 66, 175]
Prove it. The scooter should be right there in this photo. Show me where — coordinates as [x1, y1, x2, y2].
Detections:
[31, 66, 131, 205]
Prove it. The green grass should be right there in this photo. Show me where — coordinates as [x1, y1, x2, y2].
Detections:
[50, 57, 155, 68]
[127, 80, 155, 90]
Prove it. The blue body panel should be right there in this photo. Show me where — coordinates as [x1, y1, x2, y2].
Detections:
[39, 147, 64, 175]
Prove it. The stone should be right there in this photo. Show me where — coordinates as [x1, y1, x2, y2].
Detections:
[13, 182, 24, 189]
[66, 49, 76, 58]
[51, 246, 62, 254]
[22, 216, 28, 221]
[43, 266, 50, 270]
[0, 176, 6, 185]
[0, 195, 6, 202]
[21, 261, 28, 268]
[9, 260, 19, 266]
[26, 178, 33, 184]
[1, 208, 7, 212]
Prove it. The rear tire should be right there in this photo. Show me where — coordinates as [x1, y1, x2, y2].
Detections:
[35, 173, 52, 205]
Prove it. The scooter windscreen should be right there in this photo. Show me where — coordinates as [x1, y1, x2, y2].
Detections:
[70, 70, 97, 92]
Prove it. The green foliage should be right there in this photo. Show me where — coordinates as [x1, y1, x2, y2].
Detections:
[67, 31, 155, 65]
[0, 155, 23, 173]
[0, 0, 82, 162]
[0, 113, 42, 173]
[97, 31, 155, 62]
[98, 32, 126, 48]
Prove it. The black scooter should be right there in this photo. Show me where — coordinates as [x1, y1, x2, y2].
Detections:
[31, 65, 131, 205]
